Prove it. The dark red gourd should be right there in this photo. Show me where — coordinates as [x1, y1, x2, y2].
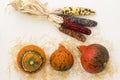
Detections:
[78, 44, 109, 73]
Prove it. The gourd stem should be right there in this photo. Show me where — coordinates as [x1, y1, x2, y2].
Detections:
[78, 45, 87, 54]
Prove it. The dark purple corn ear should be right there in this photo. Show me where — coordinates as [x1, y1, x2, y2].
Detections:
[61, 16, 97, 27]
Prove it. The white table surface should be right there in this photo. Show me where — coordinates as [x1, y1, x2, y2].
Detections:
[0, 0, 120, 80]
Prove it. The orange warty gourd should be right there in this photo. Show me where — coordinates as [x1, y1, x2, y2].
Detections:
[50, 44, 74, 71]
[78, 44, 109, 73]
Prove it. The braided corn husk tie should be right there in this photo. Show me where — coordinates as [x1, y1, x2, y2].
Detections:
[9, 0, 63, 24]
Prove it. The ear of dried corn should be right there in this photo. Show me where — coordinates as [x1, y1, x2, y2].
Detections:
[54, 7, 95, 16]
[60, 16, 97, 27]
[62, 18, 91, 35]
[59, 27, 86, 42]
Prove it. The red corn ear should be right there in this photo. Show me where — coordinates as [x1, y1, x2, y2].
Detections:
[59, 27, 86, 42]
[62, 18, 91, 35]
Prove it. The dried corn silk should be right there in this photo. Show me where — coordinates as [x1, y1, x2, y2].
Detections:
[62, 18, 91, 35]
[54, 7, 95, 16]
[59, 27, 86, 42]
[61, 16, 97, 27]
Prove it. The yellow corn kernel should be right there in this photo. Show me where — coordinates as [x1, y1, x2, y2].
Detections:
[62, 7, 95, 16]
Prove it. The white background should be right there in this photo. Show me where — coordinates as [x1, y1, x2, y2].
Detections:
[0, 0, 120, 80]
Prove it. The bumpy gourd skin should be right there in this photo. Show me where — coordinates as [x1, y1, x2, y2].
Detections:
[17, 45, 46, 74]
[50, 44, 74, 71]
[79, 44, 109, 73]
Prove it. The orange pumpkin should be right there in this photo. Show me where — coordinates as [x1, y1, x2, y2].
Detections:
[50, 44, 74, 71]
[17, 45, 46, 74]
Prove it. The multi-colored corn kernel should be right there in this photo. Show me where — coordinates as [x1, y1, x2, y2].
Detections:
[57, 7, 95, 16]
[61, 16, 97, 27]
[59, 27, 86, 42]
[62, 18, 91, 35]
